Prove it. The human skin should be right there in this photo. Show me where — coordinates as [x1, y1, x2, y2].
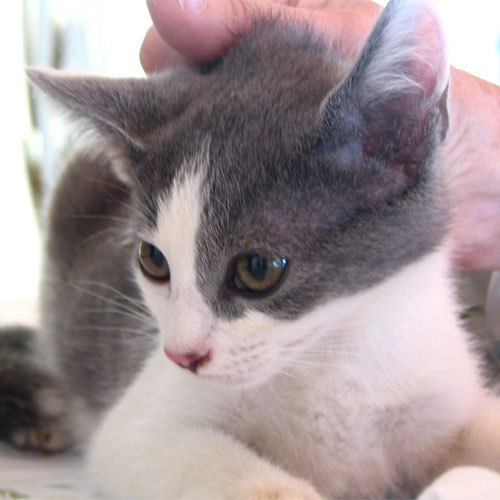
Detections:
[140, 0, 500, 271]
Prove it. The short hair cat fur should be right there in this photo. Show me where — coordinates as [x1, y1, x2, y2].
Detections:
[2, 0, 499, 497]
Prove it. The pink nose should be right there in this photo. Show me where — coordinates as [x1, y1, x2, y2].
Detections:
[164, 349, 211, 373]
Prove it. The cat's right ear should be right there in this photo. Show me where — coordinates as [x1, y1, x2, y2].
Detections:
[27, 68, 186, 179]
[316, 0, 449, 202]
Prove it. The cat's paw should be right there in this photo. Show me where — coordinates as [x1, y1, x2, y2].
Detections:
[11, 423, 69, 454]
[8, 387, 71, 454]
[240, 473, 323, 500]
[1, 326, 73, 453]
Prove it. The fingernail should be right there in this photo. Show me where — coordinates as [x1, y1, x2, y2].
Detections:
[179, 0, 205, 14]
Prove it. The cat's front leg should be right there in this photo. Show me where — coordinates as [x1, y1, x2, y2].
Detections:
[86, 352, 322, 500]
[88, 424, 321, 500]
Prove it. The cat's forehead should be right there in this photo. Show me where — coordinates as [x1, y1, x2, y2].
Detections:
[132, 20, 352, 222]
[135, 59, 340, 230]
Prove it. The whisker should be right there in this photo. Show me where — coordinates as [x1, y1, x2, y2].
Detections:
[69, 325, 157, 336]
[274, 368, 321, 389]
[83, 308, 156, 326]
[66, 281, 150, 318]
[75, 227, 127, 249]
[75, 279, 150, 315]
[78, 172, 131, 196]
[69, 214, 132, 224]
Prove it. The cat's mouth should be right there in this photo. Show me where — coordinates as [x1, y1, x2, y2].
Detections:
[163, 348, 252, 384]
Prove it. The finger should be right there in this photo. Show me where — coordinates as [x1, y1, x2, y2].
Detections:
[145, 0, 381, 67]
[146, 0, 344, 62]
[275, 0, 336, 7]
[140, 25, 190, 73]
[146, 0, 261, 62]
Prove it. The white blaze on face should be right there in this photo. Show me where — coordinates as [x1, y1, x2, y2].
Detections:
[134, 155, 297, 384]
[138, 165, 213, 357]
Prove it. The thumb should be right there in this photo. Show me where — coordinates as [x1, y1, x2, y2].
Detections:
[143, 0, 282, 63]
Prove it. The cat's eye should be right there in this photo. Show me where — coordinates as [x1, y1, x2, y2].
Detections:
[232, 254, 288, 294]
[138, 241, 170, 281]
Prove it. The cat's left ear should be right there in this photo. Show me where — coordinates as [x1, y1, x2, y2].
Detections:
[27, 68, 188, 175]
[318, 0, 449, 195]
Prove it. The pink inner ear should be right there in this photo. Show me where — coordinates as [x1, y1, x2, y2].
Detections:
[410, 2, 449, 98]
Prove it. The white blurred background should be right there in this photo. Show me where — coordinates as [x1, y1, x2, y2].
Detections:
[0, 1, 151, 322]
[0, 0, 499, 321]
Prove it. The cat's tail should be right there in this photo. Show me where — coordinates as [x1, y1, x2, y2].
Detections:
[0, 325, 71, 453]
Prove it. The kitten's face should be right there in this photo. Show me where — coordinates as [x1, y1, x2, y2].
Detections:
[135, 163, 356, 385]
[30, 0, 450, 385]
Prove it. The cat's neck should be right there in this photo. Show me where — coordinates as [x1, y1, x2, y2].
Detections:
[285, 249, 470, 394]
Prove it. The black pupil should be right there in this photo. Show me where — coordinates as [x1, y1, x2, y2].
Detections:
[246, 255, 267, 281]
[149, 245, 165, 268]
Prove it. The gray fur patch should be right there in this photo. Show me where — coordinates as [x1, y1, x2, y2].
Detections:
[40, 151, 157, 412]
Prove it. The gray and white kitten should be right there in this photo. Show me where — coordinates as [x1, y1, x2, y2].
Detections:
[2, 0, 500, 497]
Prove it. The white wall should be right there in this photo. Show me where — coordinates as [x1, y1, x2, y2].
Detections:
[0, 3, 39, 303]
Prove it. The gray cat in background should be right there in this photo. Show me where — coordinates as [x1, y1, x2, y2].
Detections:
[1, 0, 500, 498]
